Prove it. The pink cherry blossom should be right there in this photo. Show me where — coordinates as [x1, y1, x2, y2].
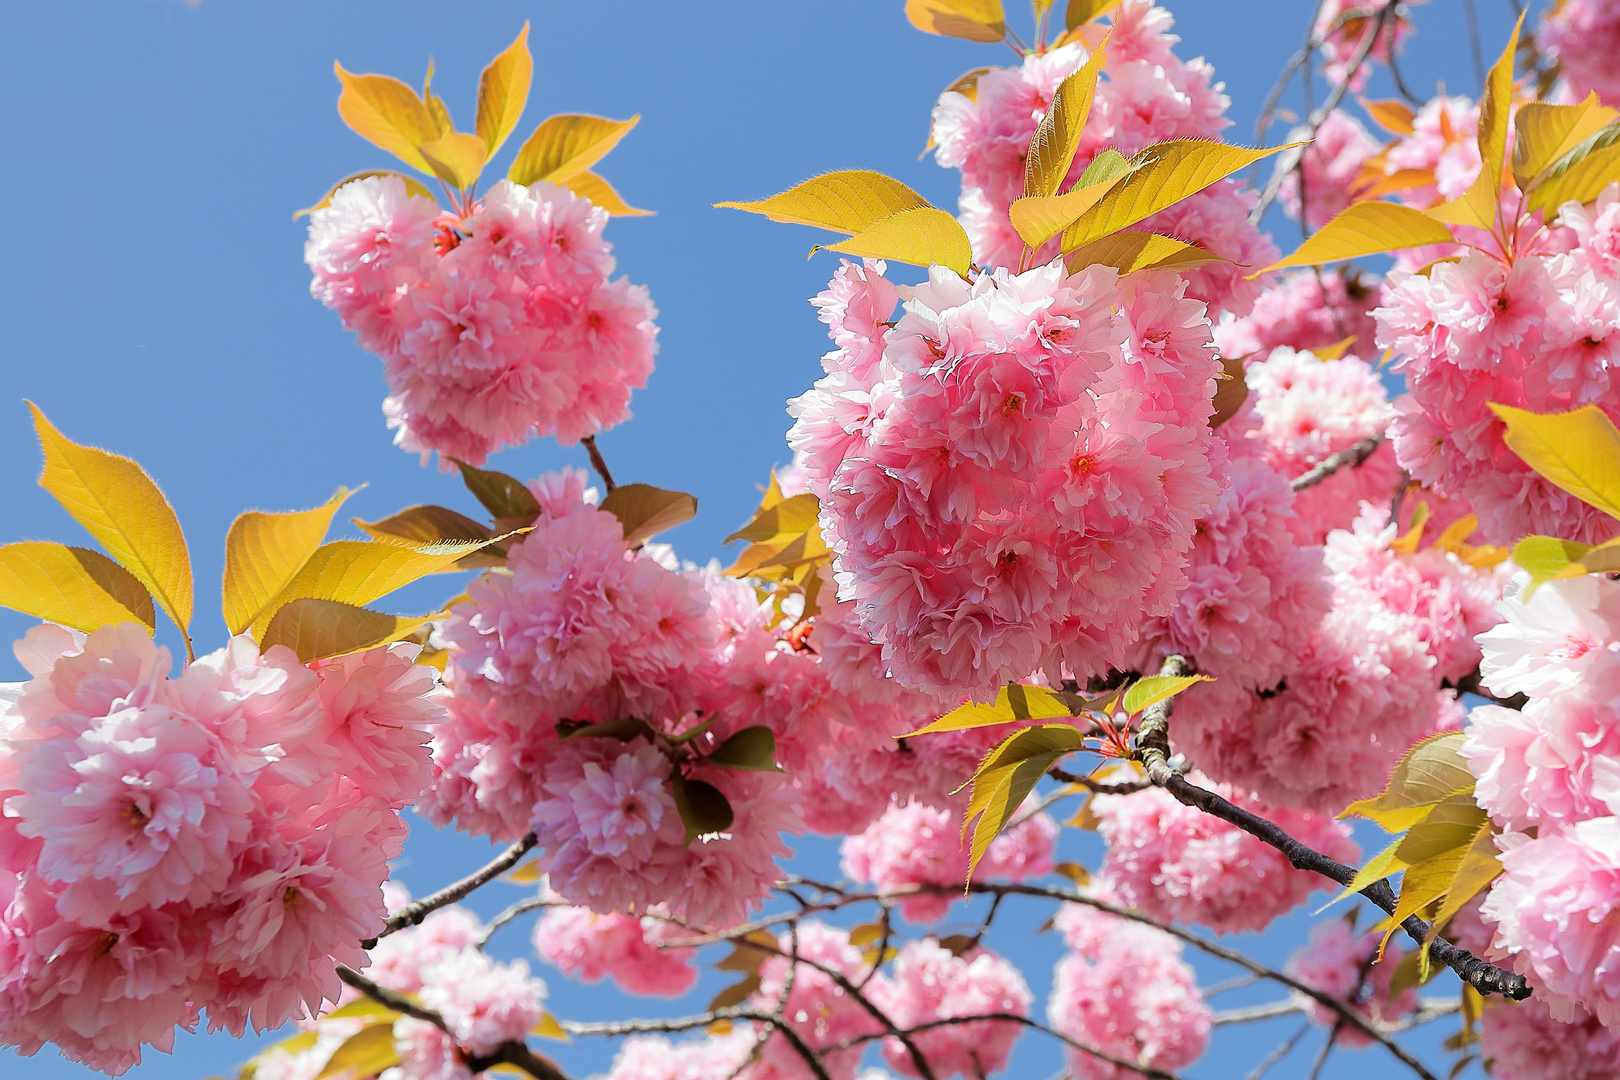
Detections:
[869, 941, 1031, 1078]
[1285, 919, 1417, 1045]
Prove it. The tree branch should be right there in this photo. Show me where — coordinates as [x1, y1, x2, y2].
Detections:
[1443, 668, 1528, 710]
[1289, 435, 1385, 492]
[582, 435, 617, 491]
[364, 832, 538, 948]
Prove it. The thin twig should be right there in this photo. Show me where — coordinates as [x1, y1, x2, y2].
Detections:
[475, 896, 553, 950]
[1290, 435, 1385, 491]
[1047, 766, 1154, 795]
[1463, 0, 1487, 89]
[364, 833, 538, 948]
[563, 1010, 832, 1080]
[1205, 973, 1261, 999]
[831, 1013, 1188, 1080]
[1245, 1022, 1311, 1080]
[1214, 1000, 1305, 1025]
[582, 435, 617, 491]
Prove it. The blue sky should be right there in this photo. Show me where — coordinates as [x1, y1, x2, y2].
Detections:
[0, 1, 1522, 1077]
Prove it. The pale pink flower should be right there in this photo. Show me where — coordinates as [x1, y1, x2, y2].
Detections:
[869, 941, 1031, 1078]
[532, 904, 696, 996]
[1285, 919, 1417, 1045]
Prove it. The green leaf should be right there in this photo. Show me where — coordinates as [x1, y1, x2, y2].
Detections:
[1342, 731, 1474, 833]
[1527, 122, 1620, 216]
[905, 0, 1007, 42]
[907, 682, 1086, 736]
[332, 63, 437, 174]
[261, 599, 439, 664]
[815, 206, 974, 277]
[1511, 534, 1603, 592]
[556, 716, 654, 742]
[509, 114, 641, 187]
[561, 170, 651, 216]
[1121, 673, 1211, 715]
[708, 726, 780, 771]
[715, 171, 932, 235]
[223, 488, 356, 636]
[316, 1021, 399, 1080]
[476, 23, 532, 160]
[1061, 139, 1299, 251]
[1065, 230, 1226, 276]
[1254, 200, 1456, 276]
[1426, 818, 1503, 939]
[1323, 837, 1409, 911]
[1393, 792, 1488, 864]
[1490, 402, 1620, 522]
[1025, 39, 1109, 199]
[963, 724, 1086, 877]
[294, 171, 436, 220]
[0, 542, 155, 633]
[671, 775, 734, 845]
[453, 459, 543, 525]
[30, 403, 193, 647]
[725, 491, 821, 545]
[598, 484, 698, 548]
[1511, 94, 1619, 191]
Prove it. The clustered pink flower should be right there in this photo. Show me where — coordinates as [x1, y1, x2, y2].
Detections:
[601, 1029, 757, 1080]
[305, 176, 658, 467]
[1480, 996, 1620, 1080]
[929, 0, 1277, 315]
[788, 258, 1224, 701]
[0, 623, 443, 1073]
[1538, 0, 1620, 107]
[1278, 110, 1381, 228]
[1047, 901, 1211, 1080]
[1313, 0, 1412, 89]
[1285, 919, 1417, 1045]
[1378, 201, 1620, 544]
[1090, 772, 1359, 933]
[1374, 95, 1483, 211]
[840, 798, 1056, 922]
[1463, 571, 1620, 1029]
[868, 940, 1031, 1079]
[532, 898, 696, 996]
[748, 923, 882, 1080]
[1213, 268, 1381, 363]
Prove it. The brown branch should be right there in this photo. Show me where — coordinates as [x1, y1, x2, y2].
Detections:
[1047, 766, 1155, 794]
[1443, 669, 1528, 711]
[1135, 658, 1531, 1005]
[364, 832, 538, 948]
[475, 896, 554, 950]
[335, 964, 572, 1080]
[562, 1009, 831, 1080]
[582, 435, 616, 491]
[1289, 435, 1385, 492]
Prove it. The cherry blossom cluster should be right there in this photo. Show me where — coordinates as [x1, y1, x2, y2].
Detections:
[928, 0, 1277, 315]
[1277, 109, 1381, 229]
[788, 258, 1224, 700]
[1213, 268, 1381, 375]
[305, 175, 658, 468]
[0, 624, 442, 1074]
[1311, 0, 1411, 90]
[1285, 919, 1417, 1045]
[531, 891, 697, 997]
[1537, 0, 1620, 107]
[1463, 571, 1620, 1032]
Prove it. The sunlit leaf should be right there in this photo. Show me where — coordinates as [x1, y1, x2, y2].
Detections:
[1490, 402, 1620, 521]
[1025, 38, 1109, 199]
[905, 0, 1007, 42]
[316, 1021, 399, 1080]
[1360, 97, 1416, 135]
[418, 132, 487, 190]
[725, 492, 820, 545]
[1427, 12, 1522, 229]
[294, 170, 436, 220]
[333, 63, 437, 174]
[671, 776, 734, 845]
[1065, 0, 1124, 28]
[1342, 732, 1475, 834]
[0, 542, 154, 632]
[1062, 139, 1299, 251]
[1512, 94, 1619, 191]
[324, 998, 400, 1021]
[1064, 230, 1225, 276]
[504, 858, 542, 884]
[1011, 171, 1133, 250]
[907, 683, 1085, 736]
[476, 22, 532, 159]
[598, 484, 698, 547]
[816, 207, 974, 277]
[422, 59, 452, 137]
[1254, 200, 1456, 277]
[1309, 336, 1357, 361]
[715, 930, 779, 974]
[509, 114, 640, 187]
[1353, 167, 1438, 200]
[530, 1013, 568, 1042]
[224, 488, 355, 636]
[1054, 862, 1091, 885]
[262, 600, 438, 664]
[707, 726, 781, 771]
[29, 403, 193, 644]
[715, 171, 932, 235]
[355, 505, 495, 547]
[1526, 122, 1620, 216]
[1120, 673, 1211, 715]
[1426, 818, 1503, 939]
[1327, 837, 1409, 909]
[562, 171, 651, 216]
[1511, 534, 1601, 591]
[1393, 792, 1487, 863]
[964, 725, 1085, 877]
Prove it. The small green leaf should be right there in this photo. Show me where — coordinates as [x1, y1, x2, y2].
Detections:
[1342, 731, 1474, 833]
[453, 459, 543, 524]
[708, 726, 780, 771]
[1121, 673, 1211, 715]
[671, 775, 734, 845]
[556, 716, 655, 741]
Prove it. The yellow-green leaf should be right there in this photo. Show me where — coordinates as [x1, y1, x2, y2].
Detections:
[1329, 838, 1410, 909]
[1527, 122, 1620, 216]
[562, 171, 651, 216]
[509, 114, 640, 187]
[1062, 139, 1300, 251]
[0, 542, 155, 633]
[816, 207, 974, 277]
[1064, 230, 1226, 276]
[251, 538, 495, 638]
[1253, 200, 1456, 277]
[1011, 172, 1133, 250]
[418, 132, 488, 190]
[323, 997, 399, 1021]
[530, 1013, 568, 1042]
[333, 63, 437, 174]
[422, 59, 452, 137]
[223, 488, 355, 636]
[1393, 792, 1488, 864]
[1512, 94, 1620, 192]
[598, 483, 698, 547]
[1429, 12, 1521, 230]
[476, 23, 532, 159]
[1025, 38, 1109, 199]
[1065, 0, 1124, 28]
[726, 491, 821, 545]
[905, 0, 1007, 42]
[261, 599, 439, 664]
[294, 170, 436, 220]
[1490, 402, 1620, 521]
[505, 858, 542, 884]
[1121, 673, 1211, 715]
[848, 922, 884, 947]
[964, 725, 1085, 877]
[1511, 534, 1601, 591]
[355, 505, 495, 547]
[1427, 818, 1502, 938]
[1342, 731, 1474, 834]
[907, 683, 1083, 737]
[30, 403, 193, 644]
[1361, 97, 1417, 135]
[716, 171, 933, 235]
[316, 1021, 399, 1080]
